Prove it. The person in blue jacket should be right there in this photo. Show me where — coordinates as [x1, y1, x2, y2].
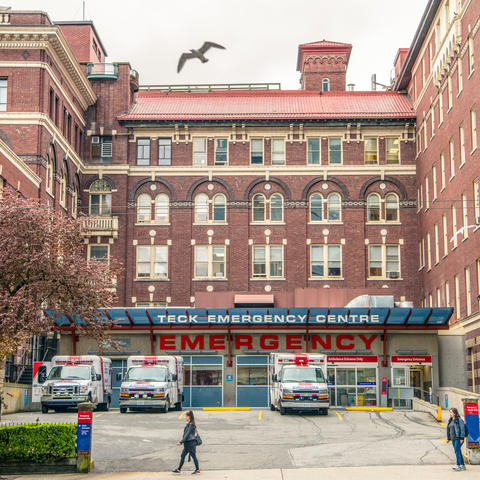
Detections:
[447, 407, 467, 471]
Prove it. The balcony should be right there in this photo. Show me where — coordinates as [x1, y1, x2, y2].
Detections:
[86, 63, 119, 80]
[83, 216, 119, 238]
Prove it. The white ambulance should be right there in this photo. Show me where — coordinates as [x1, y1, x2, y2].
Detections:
[119, 356, 184, 413]
[270, 353, 329, 415]
[35, 355, 112, 413]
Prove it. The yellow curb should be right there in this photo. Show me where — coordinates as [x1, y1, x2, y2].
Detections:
[203, 407, 250, 411]
[258, 410, 262, 420]
[439, 422, 447, 427]
[95, 412, 106, 418]
[345, 407, 393, 411]
[178, 411, 185, 419]
[332, 409, 343, 421]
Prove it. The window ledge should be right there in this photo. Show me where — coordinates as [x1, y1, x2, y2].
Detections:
[468, 70, 475, 80]
[447, 107, 452, 114]
[474, 226, 480, 232]
[462, 236, 469, 242]
[135, 222, 171, 227]
[460, 161, 466, 169]
[449, 176, 455, 182]
[442, 254, 448, 259]
[308, 277, 344, 281]
[250, 222, 286, 226]
[308, 221, 343, 225]
[440, 187, 445, 193]
[193, 222, 228, 226]
[457, 90, 463, 98]
[438, 121, 443, 128]
[250, 278, 285, 281]
[134, 278, 169, 282]
[365, 221, 401, 226]
[367, 277, 403, 281]
[193, 278, 228, 281]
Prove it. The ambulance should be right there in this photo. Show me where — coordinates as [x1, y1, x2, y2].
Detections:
[119, 356, 184, 413]
[270, 353, 329, 415]
[35, 355, 112, 413]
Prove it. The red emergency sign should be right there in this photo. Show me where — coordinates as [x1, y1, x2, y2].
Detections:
[78, 411, 92, 423]
[391, 355, 432, 364]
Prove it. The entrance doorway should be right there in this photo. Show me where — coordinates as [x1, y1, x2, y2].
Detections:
[183, 355, 223, 407]
[236, 355, 269, 407]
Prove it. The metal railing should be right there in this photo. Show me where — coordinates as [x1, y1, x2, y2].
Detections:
[413, 387, 440, 406]
[139, 82, 282, 92]
[83, 215, 118, 232]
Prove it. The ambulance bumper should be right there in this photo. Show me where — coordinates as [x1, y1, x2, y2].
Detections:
[119, 399, 167, 408]
[280, 400, 329, 409]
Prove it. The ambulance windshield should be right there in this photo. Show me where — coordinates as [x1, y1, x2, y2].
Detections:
[282, 367, 325, 383]
[47, 365, 91, 380]
[125, 366, 168, 382]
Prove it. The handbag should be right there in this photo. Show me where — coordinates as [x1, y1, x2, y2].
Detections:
[195, 427, 203, 446]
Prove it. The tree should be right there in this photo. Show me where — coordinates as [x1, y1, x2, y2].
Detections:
[0, 190, 122, 414]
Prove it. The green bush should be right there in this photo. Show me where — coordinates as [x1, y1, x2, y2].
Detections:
[0, 423, 76, 463]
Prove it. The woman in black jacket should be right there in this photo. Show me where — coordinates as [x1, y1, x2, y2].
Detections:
[172, 410, 200, 474]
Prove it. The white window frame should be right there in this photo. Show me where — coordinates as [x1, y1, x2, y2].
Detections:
[72, 186, 78, 218]
[471, 107, 477, 152]
[441, 152, 446, 190]
[136, 245, 168, 280]
[462, 192, 468, 239]
[88, 244, 110, 263]
[366, 193, 381, 223]
[465, 266, 472, 316]
[155, 193, 170, 224]
[136, 138, 151, 166]
[442, 214, 448, 257]
[368, 244, 401, 280]
[212, 193, 227, 223]
[452, 204, 458, 249]
[328, 137, 342, 165]
[386, 137, 400, 164]
[469, 34, 475, 76]
[89, 180, 112, 216]
[194, 244, 226, 280]
[46, 155, 54, 195]
[459, 123, 466, 166]
[250, 138, 264, 165]
[432, 164, 437, 200]
[434, 223, 440, 265]
[445, 280, 450, 308]
[457, 54, 463, 94]
[309, 193, 324, 222]
[447, 75, 453, 110]
[158, 138, 172, 166]
[454, 274, 460, 319]
[252, 244, 284, 279]
[193, 137, 207, 165]
[59, 171, 66, 208]
[251, 193, 284, 224]
[427, 232, 432, 270]
[310, 244, 342, 279]
[425, 176, 430, 210]
[137, 194, 152, 223]
[0, 78, 7, 111]
[473, 179, 480, 225]
[449, 138, 455, 179]
[194, 193, 209, 223]
[271, 138, 285, 165]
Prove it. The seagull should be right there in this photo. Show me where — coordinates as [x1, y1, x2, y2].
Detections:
[450, 224, 479, 242]
[177, 42, 226, 73]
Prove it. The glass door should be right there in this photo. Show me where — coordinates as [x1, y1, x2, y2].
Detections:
[392, 366, 410, 408]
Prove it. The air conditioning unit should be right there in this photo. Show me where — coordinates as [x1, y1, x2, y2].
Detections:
[92, 136, 100, 144]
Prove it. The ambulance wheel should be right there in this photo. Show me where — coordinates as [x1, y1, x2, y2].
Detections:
[175, 402, 182, 411]
[270, 404, 275, 411]
[41, 405, 48, 414]
[162, 399, 170, 413]
[280, 406, 287, 415]
[320, 408, 328, 416]
[120, 407, 127, 414]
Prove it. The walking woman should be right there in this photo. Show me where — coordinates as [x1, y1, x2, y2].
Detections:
[447, 407, 467, 471]
[172, 410, 200, 474]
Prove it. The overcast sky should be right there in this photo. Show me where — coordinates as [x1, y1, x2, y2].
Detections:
[7, 0, 428, 90]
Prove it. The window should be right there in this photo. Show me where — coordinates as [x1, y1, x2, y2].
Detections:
[443, 214, 448, 257]
[194, 245, 226, 279]
[368, 245, 400, 279]
[310, 245, 342, 278]
[431, 109, 435, 137]
[193, 138, 207, 165]
[457, 55, 463, 93]
[307, 138, 320, 165]
[252, 245, 283, 279]
[136, 245, 168, 279]
[214, 138, 228, 165]
[425, 176, 430, 210]
[439, 89, 444, 124]
[454, 274, 460, 318]
[419, 240, 424, 270]
[477, 260, 480, 310]
[367, 193, 381, 222]
[322, 78, 330, 92]
[328, 138, 342, 164]
[269, 193, 283, 222]
[448, 75, 453, 109]
[0, 78, 7, 111]
[213, 194, 226, 222]
[449, 138, 455, 178]
[452, 204, 458, 248]
[252, 193, 266, 222]
[67, 114, 72, 143]
[432, 164, 437, 200]
[441, 153, 446, 190]
[364, 137, 378, 164]
[158, 139, 171, 166]
[469, 34, 475, 75]
[423, 122, 428, 150]
[434, 223, 440, 264]
[459, 124, 466, 166]
[445, 280, 450, 307]
[89, 179, 112, 216]
[54, 95, 59, 126]
[194, 194, 209, 222]
[462, 192, 468, 239]
[137, 194, 151, 223]
[465, 266, 472, 315]
[155, 194, 169, 223]
[45, 154, 53, 195]
[385, 193, 399, 222]
[136, 302, 167, 308]
[271, 138, 285, 165]
[386, 138, 400, 164]
[427, 233, 432, 270]
[72, 186, 78, 218]
[327, 193, 341, 221]
[436, 288, 441, 307]
[48, 88, 54, 119]
[474, 180, 480, 224]
[91, 136, 112, 163]
[471, 107, 477, 152]
[251, 139, 263, 165]
[59, 171, 66, 208]
[62, 107, 67, 136]
[137, 138, 150, 166]
[74, 125, 78, 151]
[88, 245, 109, 263]
[309, 193, 323, 221]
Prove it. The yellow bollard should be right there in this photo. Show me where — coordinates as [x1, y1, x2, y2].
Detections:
[437, 405, 442, 422]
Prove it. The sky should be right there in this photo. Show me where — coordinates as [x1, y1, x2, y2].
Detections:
[7, 0, 429, 90]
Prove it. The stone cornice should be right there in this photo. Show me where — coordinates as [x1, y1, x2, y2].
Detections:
[0, 26, 96, 109]
[0, 137, 41, 187]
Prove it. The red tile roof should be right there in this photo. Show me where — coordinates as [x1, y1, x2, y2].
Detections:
[118, 90, 415, 122]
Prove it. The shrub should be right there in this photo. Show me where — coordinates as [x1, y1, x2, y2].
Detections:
[0, 423, 76, 463]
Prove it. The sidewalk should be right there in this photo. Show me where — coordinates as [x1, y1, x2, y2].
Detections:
[4, 465, 479, 480]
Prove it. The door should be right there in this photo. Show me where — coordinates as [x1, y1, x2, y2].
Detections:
[183, 356, 223, 408]
[236, 355, 269, 407]
[111, 359, 127, 408]
[392, 366, 410, 408]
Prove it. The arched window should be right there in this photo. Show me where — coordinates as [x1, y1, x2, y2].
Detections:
[322, 78, 330, 92]
[252, 193, 266, 222]
[89, 179, 112, 216]
[155, 194, 169, 223]
[213, 194, 226, 222]
[194, 193, 209, 223]
[46, 154, 53, 194]
[327, 193, 341, 221]
[270, 193, 283, 222]
[367, 193, 381, 222]
[137, 194, 151, 223]
[385, 193, 399, 222]
[309, 193, 323, 222]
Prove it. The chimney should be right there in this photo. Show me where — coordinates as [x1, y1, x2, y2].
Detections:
[297, 40, 352, 92]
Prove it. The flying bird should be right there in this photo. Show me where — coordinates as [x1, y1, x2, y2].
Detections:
[177, 42, 226, 73]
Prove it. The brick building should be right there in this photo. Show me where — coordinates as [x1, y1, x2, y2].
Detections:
[0, 3, 475, 408]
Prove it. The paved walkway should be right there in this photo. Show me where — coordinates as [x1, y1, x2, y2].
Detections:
[4, 465, 479, 480]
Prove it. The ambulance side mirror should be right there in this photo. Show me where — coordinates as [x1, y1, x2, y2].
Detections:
[272, 374, 278, 382]
[96, 374, 102, 381]
[116, 373, 123, 382]
[38, 365, 47, 384]
[171, 374, 178, 381]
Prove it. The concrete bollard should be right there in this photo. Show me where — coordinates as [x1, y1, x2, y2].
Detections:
[76, 402, 94, 473]
[462, 398, 480, 465]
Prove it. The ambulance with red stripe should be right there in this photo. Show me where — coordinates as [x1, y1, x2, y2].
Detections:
[119, 356, 184, 413]
[270, 353, 329, 415]
[35, 355, 112, 413]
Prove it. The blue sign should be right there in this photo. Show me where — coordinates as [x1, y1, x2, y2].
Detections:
[357, 382, 376, 386]
[226, 374, 233, 382]
[77, 423, 92, 452]
[464, 403, 480, 443]
[23, 389, 29, 405]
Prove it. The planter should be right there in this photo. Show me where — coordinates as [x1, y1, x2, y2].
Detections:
[0, 457, 77, 474]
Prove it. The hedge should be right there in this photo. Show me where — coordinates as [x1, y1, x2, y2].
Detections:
[0, 423, 76, 463]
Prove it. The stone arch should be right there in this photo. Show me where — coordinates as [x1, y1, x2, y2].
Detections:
[301, 176, 350, 201]
[358, 175, 408, 201]
[83, 175, 116, 191]
[243, 176, 292, 201]
[186, 177, 234, 202]
[129, 176, 176, 202]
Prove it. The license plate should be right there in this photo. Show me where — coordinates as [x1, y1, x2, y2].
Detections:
[137, 400, 146, 405]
